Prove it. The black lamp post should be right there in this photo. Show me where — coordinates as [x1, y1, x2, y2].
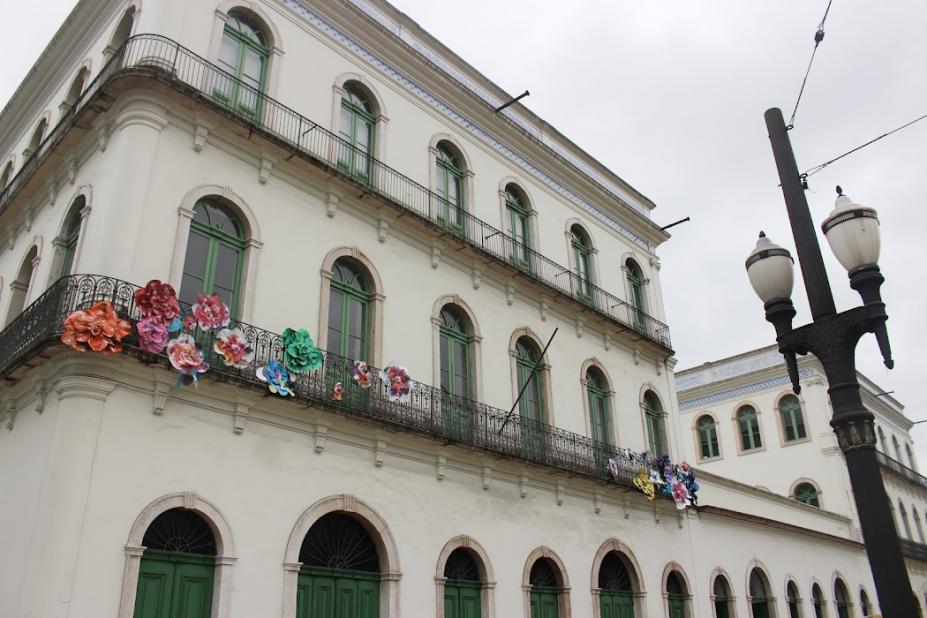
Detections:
[746, 108, 916, 617]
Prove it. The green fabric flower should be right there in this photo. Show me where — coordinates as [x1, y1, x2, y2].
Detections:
[281, 327, 324, 373]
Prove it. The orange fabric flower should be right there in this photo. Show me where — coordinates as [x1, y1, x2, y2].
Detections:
[61, 301, 132, 355]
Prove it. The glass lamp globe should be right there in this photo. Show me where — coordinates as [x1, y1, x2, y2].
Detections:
[821, 188, 881, 272]
[745, 232, 795, 304]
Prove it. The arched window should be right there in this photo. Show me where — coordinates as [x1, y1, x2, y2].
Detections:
[906, 443, 918, 471]
[108, 6, 136, 57]
[439, 305, 475, 441]
[215, 11, 269, 119]
[749, 569, 772, 618]
[914, 506, 926, 543]
[297, 512, 380, 616]
[570, 224, 594, 304]
[58, 196, 85, 277]
[625, 259, 646, 329]
[779, 394, 807, 443]
[5, 246, 38, 327]
[712, 574, 734, 618]
[666, 571, 689, 618]
[794, 482, 820, 508]
[179, 198, 246, 316]
[339, 83, 375, 180]
[326, 258, 371, 361]
[697, 415, 720, 460]
[529, 558, 563, 618]
[892, 435, 903, 463]
[812, 583, 826, 618]
[899, 500, 913, 539]
[444, 548, 481, 618]
[586, 367, 611, 446]
[599, 552, 634, 616]
[877, 427, 887, 453]
[859, 589, 871, 617]
[737, 405, 763, 451]
[62, 67, 89, 112]
[834, 579, 851, 618]
[644, 391, 668, 457]
[505, 184, 531, 269]
[25, 117, 48, 158]
[787, 581, 802, 618]
[0, 160, 12, 189]
[516, 337, 546, 459]
[435, 142, 464, 231]
[134, 508, 217, 618]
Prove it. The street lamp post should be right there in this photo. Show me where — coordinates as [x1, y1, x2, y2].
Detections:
[746, 107, 916, 617]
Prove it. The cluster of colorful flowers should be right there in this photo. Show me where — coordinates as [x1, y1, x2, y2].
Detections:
[61, 279, 251, 388]
[331, 361, 414, 403]
[255, 327, 324, 397]
[607, 452, 699, 510]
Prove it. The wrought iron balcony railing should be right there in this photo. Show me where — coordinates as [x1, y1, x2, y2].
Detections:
[0, 274, 649, 489]
[0, 34, 671, 351]
[876, 451, 927, 491]
[899, 538, 927, 563]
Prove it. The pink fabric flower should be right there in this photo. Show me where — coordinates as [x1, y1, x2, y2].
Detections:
[332, 382, 345, 401]
[134, 280, 180, 323]
[352, 361, 372, 389]
[672, 480, 691, 510]
[380, 363, 415, 402]
[214, 328, 254, 368]
[183, 315, 197, 334]
[137, 316, 170, 353]
[191, 293, 230, 331]
[167, 333, 209, 376]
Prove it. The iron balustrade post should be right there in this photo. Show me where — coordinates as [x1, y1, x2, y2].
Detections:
[763, 108, 916, 617]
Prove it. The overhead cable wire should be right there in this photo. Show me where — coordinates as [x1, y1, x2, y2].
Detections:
[803, 112, 927, 177]
[788, 0, 834, 128]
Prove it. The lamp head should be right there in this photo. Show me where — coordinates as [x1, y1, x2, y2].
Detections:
[821, 187, 881, 272]
[745, 232, 795, 304]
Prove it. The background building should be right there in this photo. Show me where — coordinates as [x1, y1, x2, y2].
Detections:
[0, 1, 918, 617]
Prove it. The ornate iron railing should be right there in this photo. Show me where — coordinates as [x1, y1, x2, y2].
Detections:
[0, 34, 671, 351]
[0, 274, 649, 488]
[876, 451, 927, 491]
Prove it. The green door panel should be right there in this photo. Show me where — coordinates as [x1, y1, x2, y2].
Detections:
[297, 570, 379, 618]
[445, 582, 480, 618]
[134, 559, 173, 618]
[530, 589, 559, 618]
[668, 595, 685, 618]
[173, 562, 214, 618]
[445, 586, 459, 618]
[600, 592, 634, 618]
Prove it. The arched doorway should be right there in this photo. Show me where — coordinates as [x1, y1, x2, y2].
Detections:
[529, 558, 562, 618]
[666, 571, 688, 618]
[133, 508, 217, 618]
[749, 568, 772, 618]
[598, 552, 634, 617]
[296, 512, 380, 618]
[443, 548, 482, 618]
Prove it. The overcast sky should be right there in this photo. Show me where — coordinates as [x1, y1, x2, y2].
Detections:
[2, 1, 925, 463]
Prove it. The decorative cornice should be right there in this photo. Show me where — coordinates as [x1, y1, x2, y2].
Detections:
[678, 371, 814, 411]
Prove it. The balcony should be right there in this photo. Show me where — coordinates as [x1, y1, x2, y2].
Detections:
[0, 34, 671, 352]
[876, 451, 927, 491]
[0, 273, 651, 490]
[899, 538, 927, 563]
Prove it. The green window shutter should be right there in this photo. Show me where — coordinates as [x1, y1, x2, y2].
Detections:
[570, 225, 593, 303]
[737, 406, 762, 450]
[505, 188, 531, 270]
[60, 200, 83, 277]
[179, 200, 246, 318]
[697, 416, 719, 459]
[795, 483, 820, 507]
[339, 86, 376, 181]
[436, 145, 465, 232]
[327, 260, 371, 360]
[643, 393, 666, 456]
[779, 395, 806, 442]
[214, 13, 268, 119]
[586, 370, 610, 446]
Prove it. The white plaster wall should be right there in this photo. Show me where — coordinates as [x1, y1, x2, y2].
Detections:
[0, 360, 898, 618]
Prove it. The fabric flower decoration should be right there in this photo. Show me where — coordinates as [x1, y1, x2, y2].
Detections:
[352, 361, 372, 389]
[606, 457, 620, 480]
[257, 359, 294, 397]
[183, 314, 197, 333]
[281, 328, 323, 373]
[633, 468, 655, 501]
[61, 301, 132, 355]
[679, 461, 691, 475]
[214, 328, 254, 369]
[134, 280, 181, 323]
[672, 480, 691, 510]
[332, 382, 345, 401]
[137, 316, 171, 353]
[381, 363, 414, 402]
[191, 293, 230, 331]
[167, 333, 209, 383]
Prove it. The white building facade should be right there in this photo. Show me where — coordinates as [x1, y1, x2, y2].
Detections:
[0, 1, 908, 617]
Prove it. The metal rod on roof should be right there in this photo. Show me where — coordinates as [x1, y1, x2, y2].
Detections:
[660, 216, 691, 231]
[494, 90, 530, 113]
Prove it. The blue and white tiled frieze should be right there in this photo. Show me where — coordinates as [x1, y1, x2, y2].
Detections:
[675, 348, 786, 391]
[678, 370, 815, 411]
[281, 0, 653, 251]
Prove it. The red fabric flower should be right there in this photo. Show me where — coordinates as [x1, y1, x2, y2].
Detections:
[61, 301, 132, 355]
[134, 280, 180, 324]
[192, 293, 230, 331]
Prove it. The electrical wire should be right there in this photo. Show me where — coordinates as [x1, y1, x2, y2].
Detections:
[788, 0, 834, 128]
[803, 112, 927, 177]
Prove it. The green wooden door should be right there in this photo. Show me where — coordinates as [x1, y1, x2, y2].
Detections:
[530, 588, 560, 618]
[752, 600, 770, 618]
[600, 592, 634, 618]
[668, 594, 685, 618]
[297, 568, 379, 618]
[445, 581, 481, 618]
[134, 551, 214, 618]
